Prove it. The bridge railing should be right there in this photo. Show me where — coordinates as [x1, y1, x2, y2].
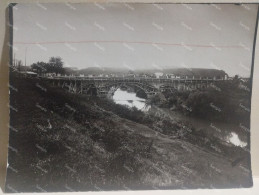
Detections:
[40, 76, 226, 82]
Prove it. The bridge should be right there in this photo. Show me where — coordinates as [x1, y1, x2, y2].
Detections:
[42, 76, 226, 98]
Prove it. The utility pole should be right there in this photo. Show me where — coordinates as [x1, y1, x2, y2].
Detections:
[13, 53, 15, 67]
[24, 47, 27, 68]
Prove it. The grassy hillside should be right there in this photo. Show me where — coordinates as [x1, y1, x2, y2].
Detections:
[6, 73, 252, 192]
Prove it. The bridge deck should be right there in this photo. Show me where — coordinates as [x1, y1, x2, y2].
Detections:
[41, 76, 226, 82]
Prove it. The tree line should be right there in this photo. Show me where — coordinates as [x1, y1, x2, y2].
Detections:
[31, 57, 65, 75]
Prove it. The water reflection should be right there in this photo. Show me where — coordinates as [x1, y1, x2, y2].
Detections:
[112, 88, 150, 111]
[227, 132, 247, 147]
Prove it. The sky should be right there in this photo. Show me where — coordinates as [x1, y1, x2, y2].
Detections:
[13, 3, 258, 77]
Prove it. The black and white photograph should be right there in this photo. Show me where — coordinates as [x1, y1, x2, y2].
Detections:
[5, 2, 258, 192]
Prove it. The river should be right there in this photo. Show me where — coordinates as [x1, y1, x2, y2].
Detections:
[112, 88, 150, 111]
[112, 88, 247, 148]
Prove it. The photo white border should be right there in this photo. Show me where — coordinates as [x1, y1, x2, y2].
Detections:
[0, 0, 258, 193]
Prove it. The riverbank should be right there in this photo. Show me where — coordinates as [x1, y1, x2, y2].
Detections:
[149, 106, 249, 146]
[6, 74, 252, 192]
[154, 80, 251, 126]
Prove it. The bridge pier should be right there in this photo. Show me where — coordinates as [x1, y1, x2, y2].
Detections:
[72, 82, 77, 93]
[80, 81, 83, 94]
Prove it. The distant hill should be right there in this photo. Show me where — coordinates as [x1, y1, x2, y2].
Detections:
[162, 68, 228, 78]
[79, 67, 128, 75]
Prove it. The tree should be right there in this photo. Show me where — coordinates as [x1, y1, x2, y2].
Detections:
[17, 60, 22, 72]
[232, 75, 240, 86]
[30, 57, 65, 76]
[49, 57, 64, 75]
[234, 75, 239, 80]
[31, 61, 48, 75]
